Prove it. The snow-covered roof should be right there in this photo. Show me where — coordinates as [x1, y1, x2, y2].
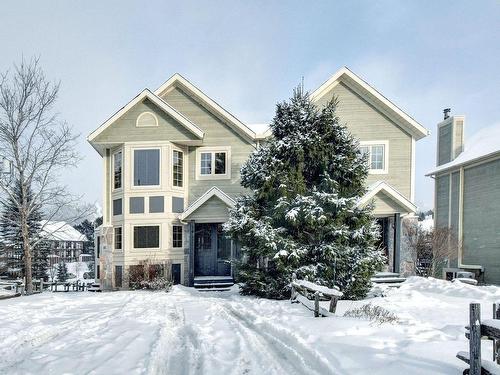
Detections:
[419, 215, 434, 233]
[427, 122, 500, 175]
[247, 123, 271, 139]
[39, 221, 87, 242]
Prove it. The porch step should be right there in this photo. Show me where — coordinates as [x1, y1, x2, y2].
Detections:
[194, 276, 234, 290]
[371, 272, 406, 286]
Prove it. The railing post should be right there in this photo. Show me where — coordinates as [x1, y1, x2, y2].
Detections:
[469, 302, 481, 375]
[329, 296, 338, 314]
[291, 273, 297, 303]
[494, 302, 500, 364]
[314, 291, 320, 318]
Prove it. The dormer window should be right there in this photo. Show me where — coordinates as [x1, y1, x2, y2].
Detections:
[359, 141, 388, 174]
[136, 111, 158, 127]
[196, 146, 231, 180]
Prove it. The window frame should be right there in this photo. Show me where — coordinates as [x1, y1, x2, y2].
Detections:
[359, 141, 389, 174]
[114, 226, 123, 251]
[136, 111, 159, 128]
[132, 147, 161, 188]
[195, 146, 231, 180]
[133, 225, 161, 250]
[172, 149, 184, 188]
[172, 225, 183, 248]
[112, 150, 123, 191]
[112, 198, 123, 216]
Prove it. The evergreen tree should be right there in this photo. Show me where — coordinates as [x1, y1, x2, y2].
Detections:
[32, 241, 50, 281]
[75, 217, 101, 277]
[57, 261, 69, 282]
[0, 179, 43, 278]
[224, 89, 385, 299]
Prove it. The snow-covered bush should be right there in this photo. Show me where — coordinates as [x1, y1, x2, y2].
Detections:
[225, 88, 385, 300]
[128, 259, 172, 291]
[344, 303, 399, 325]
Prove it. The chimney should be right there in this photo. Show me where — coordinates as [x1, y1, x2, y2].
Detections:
[436, 113, 465, 166]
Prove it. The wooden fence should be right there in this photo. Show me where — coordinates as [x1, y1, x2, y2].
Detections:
[290, 273, 343, 317]
[457, 302, 500, 375]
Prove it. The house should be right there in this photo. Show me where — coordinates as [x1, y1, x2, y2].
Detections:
[427, 113, 500, 284]
[88, 67, 428, 290]
[40, 221, 89, 266]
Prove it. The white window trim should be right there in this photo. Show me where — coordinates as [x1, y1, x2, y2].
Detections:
[171, 147, 185, 190]
[171, 224, 183, 248]
[114, 226, 123, 252]
[136, 111, 159, 128]
[132, 224, 161, 250]
[195, 146, 231, 180]
[360, 140, 389, 175]
[112, 149, 123, 192]
[131, 147, 162, 189]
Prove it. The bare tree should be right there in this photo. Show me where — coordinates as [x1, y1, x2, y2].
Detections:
[0, 58, 81, 294]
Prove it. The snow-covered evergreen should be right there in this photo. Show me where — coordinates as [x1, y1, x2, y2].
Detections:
[57, 261, 69, 282]
[224, 89, 384, 299]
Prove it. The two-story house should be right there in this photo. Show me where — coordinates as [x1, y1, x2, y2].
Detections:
[88, 67, 428, 290]
[427, 113, 500, 284]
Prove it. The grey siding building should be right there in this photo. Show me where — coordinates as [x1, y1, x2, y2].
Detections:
[428, 114, 500, 284]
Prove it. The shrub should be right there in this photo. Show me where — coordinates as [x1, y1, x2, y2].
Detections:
[344, 303, 399, 325]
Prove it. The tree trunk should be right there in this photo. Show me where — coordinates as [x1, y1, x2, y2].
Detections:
[21, 211, 33, 295]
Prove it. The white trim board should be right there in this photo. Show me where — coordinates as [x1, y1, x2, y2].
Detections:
[155, 73, 257, 141]
[358, 181, 417, 214]
[310, 67, 429, 140]
[180, 186, 236, 221]
[87, 89, 204, 144]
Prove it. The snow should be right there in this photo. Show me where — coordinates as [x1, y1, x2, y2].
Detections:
[248, 123, 271, 137]
[1, 277, 500, 374]
[39, 220, 87, 242]
[428, 122, 500, 175]
[419, 215, 434, 232]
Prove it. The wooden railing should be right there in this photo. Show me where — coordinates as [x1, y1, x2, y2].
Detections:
[290, 273, 343, 317]
[457, 302, 500, 375]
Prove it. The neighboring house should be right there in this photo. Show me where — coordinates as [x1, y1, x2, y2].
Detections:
[88, 67, 428, 290]
[40, 221, 88, 266]
[427, 114, 500, 284]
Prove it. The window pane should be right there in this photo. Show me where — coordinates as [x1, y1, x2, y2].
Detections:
[172, 226, 182, 248]
[114, 227, 122, 250]
[215, 152, 226, 175]
[134, 149, 160, 186]
[371, 145, 384, 170]
[133, 226, 159, 248]
[114, 151, 122, 189]
[200, 152, 211, 175]
[173, 150, 183, 187]
[113, 199, 122, 216]
[172, 197, 184, 213]
[149, 196, 164, 213]
[129, 197, 145, 214]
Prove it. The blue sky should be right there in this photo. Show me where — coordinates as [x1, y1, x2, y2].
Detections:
[1, 1, 499, 211]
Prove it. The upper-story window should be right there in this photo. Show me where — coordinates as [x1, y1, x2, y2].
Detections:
[173, 150, 183, 187]
[196, 147, 231, 180]
[359, 141, 388, 174]
[113, 150, 122, 189]
[136, 112, 158, 127]
[134, 149, 160, 186]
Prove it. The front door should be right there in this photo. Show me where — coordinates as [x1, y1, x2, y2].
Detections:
[194, 223, 231, 276]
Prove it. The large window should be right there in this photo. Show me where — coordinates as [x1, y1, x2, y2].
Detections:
[133, 226, 160, 248]
[149, 196, 164, 213]
[112, 198, 122, 216]
[114, 227, 122, 250]
[173, 150, 183, 187]
[134, 149, 160, 186]
[359, 142, 388, 173]
[129, 197, 145, 214]
[113, 151, 122, 189]
[172, 226, 183, 248]
[197, 147, 230, 179]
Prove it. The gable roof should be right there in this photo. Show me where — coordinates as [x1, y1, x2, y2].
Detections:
[180, 186, 236, 221]
[427, 122, 500, 175]
[358, 181, 417, 214]
[40, 221, 87, 242]
[310, 67, 429, 140]
[155, 73, 257, 141]
[87, 89, 204, 145]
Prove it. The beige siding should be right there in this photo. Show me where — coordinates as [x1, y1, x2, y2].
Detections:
[438, 123, 452, 166]
[314, 82, 412, 199]
[162, 87, 255, 203]
[372, 191, 407, 216]
[185, 196, 230, 222]
[435, 174, 450, 229]
[92, 99, 199, 144]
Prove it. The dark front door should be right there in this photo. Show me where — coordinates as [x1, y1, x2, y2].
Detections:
[194, 224, 231, 277]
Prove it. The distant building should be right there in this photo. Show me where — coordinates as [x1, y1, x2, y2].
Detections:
[40, 221, 89, 266]
[427, 114, 500, 284]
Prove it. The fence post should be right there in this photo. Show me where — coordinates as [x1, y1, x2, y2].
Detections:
[494, 302, 500, 364]
[314, 291, 320, 317]
[329, 296, 338, 314]
[291, 273, 297, 303]
[469, 302, 481, 375]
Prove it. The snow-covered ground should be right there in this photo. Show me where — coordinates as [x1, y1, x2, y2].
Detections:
[1, 277, 500, 374]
